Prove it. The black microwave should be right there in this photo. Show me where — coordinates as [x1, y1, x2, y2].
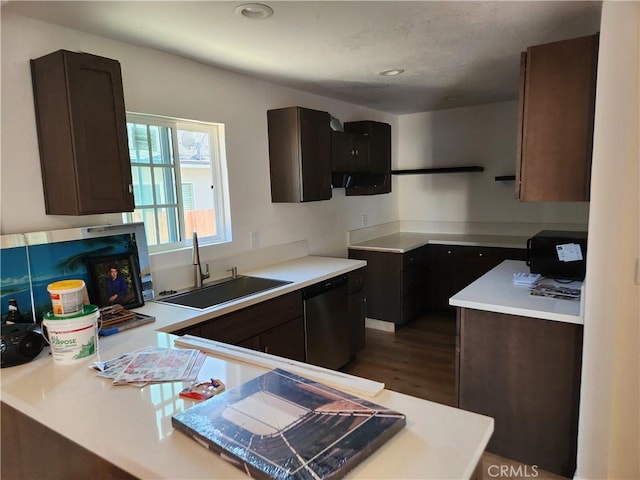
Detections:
[526, 230, 588, 281]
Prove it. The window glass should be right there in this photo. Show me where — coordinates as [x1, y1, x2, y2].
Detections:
[123, 114, 231, 251]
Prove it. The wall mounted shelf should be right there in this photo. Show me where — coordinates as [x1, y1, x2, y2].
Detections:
[391, 166, 484, 175]
[495, 175, 516, 181]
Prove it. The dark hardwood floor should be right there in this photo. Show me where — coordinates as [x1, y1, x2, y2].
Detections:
[342, 312, 457, 406]
[341, 312, 568, 480]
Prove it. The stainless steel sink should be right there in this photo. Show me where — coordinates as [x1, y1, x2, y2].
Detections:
[156, 276, 291, 310]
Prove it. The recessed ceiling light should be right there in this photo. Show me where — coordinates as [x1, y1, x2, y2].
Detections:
[378, 69, 405, 77]
[234, 3, 273, 19]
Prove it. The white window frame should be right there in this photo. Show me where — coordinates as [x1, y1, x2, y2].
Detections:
[124, 113, 232, 252]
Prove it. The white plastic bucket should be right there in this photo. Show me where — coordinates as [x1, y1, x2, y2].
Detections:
[43, 305, 99, 365]
[47, 279, 86, 317]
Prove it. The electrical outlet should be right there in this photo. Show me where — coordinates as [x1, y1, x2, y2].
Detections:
[250, 231, 260, 249]
[361, 214, 368, 227]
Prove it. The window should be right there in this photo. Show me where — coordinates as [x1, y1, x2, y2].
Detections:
[123, 113, 231, 250]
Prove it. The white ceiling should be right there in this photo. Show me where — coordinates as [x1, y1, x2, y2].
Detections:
[2, 1, 602, 114]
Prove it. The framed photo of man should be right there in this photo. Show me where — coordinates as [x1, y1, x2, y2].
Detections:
[86, 253, 144, 309]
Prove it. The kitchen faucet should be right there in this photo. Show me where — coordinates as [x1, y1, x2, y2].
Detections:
[227, 266, 238, 279]
[192, 232, 210, 288]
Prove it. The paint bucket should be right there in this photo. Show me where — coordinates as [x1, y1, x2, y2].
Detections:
[47, 279, 86, 317]
[43, 305, 99, 365]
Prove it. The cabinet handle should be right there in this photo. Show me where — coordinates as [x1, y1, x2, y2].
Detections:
[478, 253, 483, 257]
[128, 184, 133, 194]
[447, 250, 452, 255]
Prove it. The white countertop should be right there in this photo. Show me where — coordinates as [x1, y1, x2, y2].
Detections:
[450, 260, 584, 325]
[349, 232, 528, 253]
[1, 255, 493, 479]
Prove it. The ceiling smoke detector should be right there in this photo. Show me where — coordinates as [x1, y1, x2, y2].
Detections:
[234, 3, 273, 19]
[378, 69, 405, 77]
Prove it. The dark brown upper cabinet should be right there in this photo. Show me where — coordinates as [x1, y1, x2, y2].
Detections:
[31, 50, 134, 215]
[267, 106, 332, 202]
[332, 121, 391, 196]
[516, 34, 599, 202]
[331, 130, 370, 173]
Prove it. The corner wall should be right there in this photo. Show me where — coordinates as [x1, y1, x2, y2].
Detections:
[396, 101, 590, 229]
[576, 2, 640, 478]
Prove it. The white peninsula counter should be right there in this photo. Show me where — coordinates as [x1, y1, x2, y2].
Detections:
[449, 259, 583, 478]
[450, 259, 583, 324]
[1, 255, 493, 480]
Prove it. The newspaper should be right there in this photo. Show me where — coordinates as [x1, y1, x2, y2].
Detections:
[529, 283, 581, 301]
[91, 346, 206, 387]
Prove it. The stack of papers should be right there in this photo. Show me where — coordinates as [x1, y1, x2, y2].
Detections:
[529, 284, 581, 301]
[513, 272, 542, 286]
[91, 346, 206, 387]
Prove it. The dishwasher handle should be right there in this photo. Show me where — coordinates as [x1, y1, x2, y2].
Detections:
[302, 274, 348, 299]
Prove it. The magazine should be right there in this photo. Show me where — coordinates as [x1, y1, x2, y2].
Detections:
[172, 368, 406, 480]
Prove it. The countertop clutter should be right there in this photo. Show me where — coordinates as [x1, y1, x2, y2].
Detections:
[1, 255, 493, 480]
[452, 260, 584, 477]
[450, 260, 584, 324]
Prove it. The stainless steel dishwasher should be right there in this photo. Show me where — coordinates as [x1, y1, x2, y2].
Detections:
[302, 274, 351, 370]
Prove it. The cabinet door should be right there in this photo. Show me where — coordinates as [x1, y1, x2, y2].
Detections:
[349, 249, 402, 323]
[427, 245, 527, 313]
[399, 245, 429, 324]
[426, 245, 458, 312]
[458, 308, 583, 477]
[267, 107, 331, 202]
[31, 50, 134, 215]
[516, 34, 598, 201]
[343, 121, 391, 195]
[331, 131, 370, 173]
[238, 317, 305, 362]
[198, 291, 303, 344]
[347, 268, 366, 358]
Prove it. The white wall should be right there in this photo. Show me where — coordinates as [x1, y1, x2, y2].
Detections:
[576, 2, 640, 478]
[0, 12, 398, 289]
[396, 101, 590, 229]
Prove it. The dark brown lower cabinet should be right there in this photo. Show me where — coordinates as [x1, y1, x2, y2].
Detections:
[427, 245, 527, 313]
[237, 317, 305, 361]
[347, 268, 366, 358]
[175, 291, 305, 362]
[349, 244, 526, 323]
[348, 246, 428, 325]
[456, 308, 583, 478]
[2, 402, 135, 479]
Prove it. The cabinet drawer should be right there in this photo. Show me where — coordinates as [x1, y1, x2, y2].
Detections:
[199, 291, 302, 344]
